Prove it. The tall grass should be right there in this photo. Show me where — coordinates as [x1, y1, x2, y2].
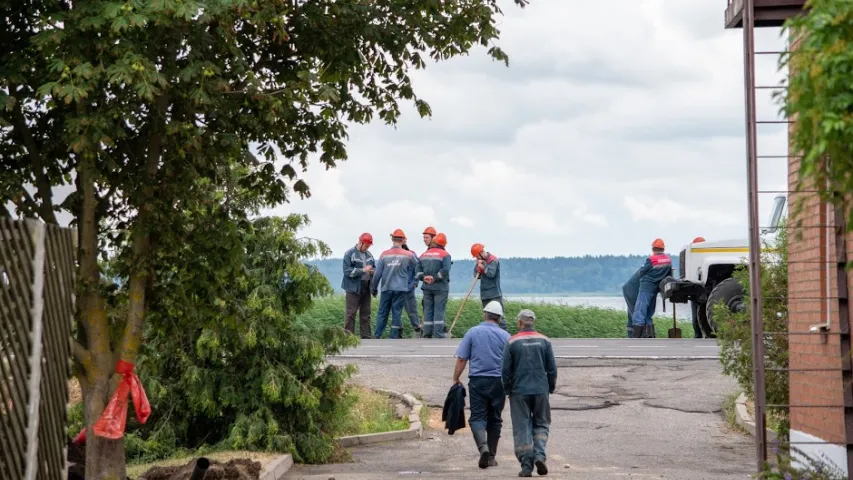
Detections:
[295, 295, 691, 339]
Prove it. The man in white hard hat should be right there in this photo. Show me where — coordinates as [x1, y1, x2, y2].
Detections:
[452, 300, 512, 469]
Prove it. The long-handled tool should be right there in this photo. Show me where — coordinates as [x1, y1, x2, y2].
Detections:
[667, 302, 682, 338]
[447, 273, 480, 338]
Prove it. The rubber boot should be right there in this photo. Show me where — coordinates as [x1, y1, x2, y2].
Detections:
[631, 325, 645, 338]
[472, 429, 490, 469]
[643, 324, 655, 338]
[487, 431, 499, 467]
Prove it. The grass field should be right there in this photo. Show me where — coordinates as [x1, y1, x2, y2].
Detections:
[295, 295, 692, 339]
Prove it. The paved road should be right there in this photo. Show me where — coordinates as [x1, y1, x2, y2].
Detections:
[336, 338, 720, 359]
[288, 355, 752, 479]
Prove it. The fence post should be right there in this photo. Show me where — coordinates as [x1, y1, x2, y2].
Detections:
[23, 220, 46, 480]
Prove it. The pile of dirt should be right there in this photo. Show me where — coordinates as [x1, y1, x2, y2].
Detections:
[138, 458, 262, 480]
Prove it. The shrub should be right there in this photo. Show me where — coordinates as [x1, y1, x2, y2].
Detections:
[126, 215, 358, 464]
[713, 225, 789, 435]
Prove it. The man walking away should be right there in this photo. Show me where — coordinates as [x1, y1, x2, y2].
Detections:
[453, 301, 511, 469]
[471, 243, 507, 331]
[401, 237, 423, 337]
[371, 229, 418, 339]
[417, 232, 452, 338]
[631, 238, 672, 339]
[341, 233, 376, 339]
[502, 309, 557, 477]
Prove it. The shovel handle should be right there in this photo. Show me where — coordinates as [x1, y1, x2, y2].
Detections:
[447, 273, 480, 338]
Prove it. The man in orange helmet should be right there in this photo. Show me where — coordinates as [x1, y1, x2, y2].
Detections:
[342, 233, 377, 338]
[471, 243, 507, 330]
[423, 226, 437, 249]
[371, 229, 418, 339]
[630, 238, 672, 338]
[417, 232, 452, 338]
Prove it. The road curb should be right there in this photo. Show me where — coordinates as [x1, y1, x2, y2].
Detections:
[734, 392, 778, 442]
[336, 389, 424, 448]
[260, 454, 294, 480]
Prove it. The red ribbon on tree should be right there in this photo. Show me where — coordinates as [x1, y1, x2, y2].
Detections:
[71, 360, 151, 444]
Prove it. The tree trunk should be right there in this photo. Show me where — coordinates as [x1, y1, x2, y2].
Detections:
[83, 368, 126, 480]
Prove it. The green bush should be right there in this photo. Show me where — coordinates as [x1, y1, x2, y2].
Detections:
[713, 225, 789, 436]
[296, 295, 691, 339]
[758, 445, 847, 480]
[126, 215, 358, 465]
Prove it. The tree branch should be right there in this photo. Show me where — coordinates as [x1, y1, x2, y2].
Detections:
[9, 83, 58, 224]
[71, 339, 92, 370]
[118, 93, 169, 363]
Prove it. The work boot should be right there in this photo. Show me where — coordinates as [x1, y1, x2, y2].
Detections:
[518, 469, 533, 477]
[643, 324, 655, 338]
[472, 429, 490, 469]
[487, 432, 500, 466]
[413, 327, 423, 338]
[631, 325, 645, 338]
[535, 459, 548, 475]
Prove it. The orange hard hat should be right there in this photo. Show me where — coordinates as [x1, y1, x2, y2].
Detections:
[651, 238, 665, 249]
[692, 236, 706, 243]
[423, 226, 437, 236]
[434, 233, 447, 247]
[359, 233, 373, 245]
[471, 243, 485, 258]
[391, 229, 406, 239]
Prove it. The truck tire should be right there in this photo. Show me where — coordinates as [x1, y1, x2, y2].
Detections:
[704, 278, 746, 337]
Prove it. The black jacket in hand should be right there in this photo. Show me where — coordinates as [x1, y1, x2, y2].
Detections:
[441, 383, 467, 435]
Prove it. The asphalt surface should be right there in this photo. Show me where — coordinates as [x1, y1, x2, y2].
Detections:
[336, 338, 720, 359]
[287, 354, 753, 480]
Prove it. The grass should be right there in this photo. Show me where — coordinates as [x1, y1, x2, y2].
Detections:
[296, 294, 693, 339]
[337, 386, 410, 436]
[721, 392, 748, 434]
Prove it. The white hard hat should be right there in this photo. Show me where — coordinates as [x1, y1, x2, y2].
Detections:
[483, 300, 503, 316]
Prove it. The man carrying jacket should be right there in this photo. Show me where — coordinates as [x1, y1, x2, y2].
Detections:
[631, 238, 672, 338]
[502, 309, 557, 477]
[417, 232, 452, 338]
[401, 236, 423, 337]
[453, 301, 511, 469]
[372, 229, 418, 339]
[471, 243, 507, 331]
[341, 233, 376, 339]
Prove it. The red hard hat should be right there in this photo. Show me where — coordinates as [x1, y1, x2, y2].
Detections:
[652, 238, 665, 249]
[391, 228, 406, 239]
[471, 243, 485, 258]
[423, 226, 437, 236]
[359, 233, 373, 245]
[434, 233, 447, 247]
[692, 236, 706, 243]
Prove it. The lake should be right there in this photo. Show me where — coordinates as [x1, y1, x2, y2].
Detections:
[449, 294, 694, 320]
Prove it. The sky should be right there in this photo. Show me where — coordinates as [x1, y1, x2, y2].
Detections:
[267, 0, 792, 259]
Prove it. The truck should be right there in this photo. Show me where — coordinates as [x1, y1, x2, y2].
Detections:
[661, 195, 787, 337]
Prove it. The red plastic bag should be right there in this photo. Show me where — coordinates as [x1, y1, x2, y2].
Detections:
[72, 360, 151, 443]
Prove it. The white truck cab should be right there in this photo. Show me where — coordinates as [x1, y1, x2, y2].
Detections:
[662, 196, 786, 337]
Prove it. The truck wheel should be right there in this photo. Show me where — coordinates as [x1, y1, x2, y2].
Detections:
[704, 278, 746, 337]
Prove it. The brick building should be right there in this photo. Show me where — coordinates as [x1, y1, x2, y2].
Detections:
[786, 121, 849, 473]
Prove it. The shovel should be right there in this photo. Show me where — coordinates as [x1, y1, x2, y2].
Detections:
[668, 302, 682, 338]
[447, 273, 480, 339]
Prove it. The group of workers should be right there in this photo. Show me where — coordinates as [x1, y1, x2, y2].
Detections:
[341, 226, 504, 339]
[621, 238, 674, 338]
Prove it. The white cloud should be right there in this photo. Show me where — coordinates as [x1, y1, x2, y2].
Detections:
[450, 215, 475, 228]
[505, 211, 565, 235]
[266, 0, 790, 258]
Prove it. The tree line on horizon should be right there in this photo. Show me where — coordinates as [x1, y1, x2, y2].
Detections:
[309, 254, 682, 295]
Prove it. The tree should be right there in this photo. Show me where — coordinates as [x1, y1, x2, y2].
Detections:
[1, 0, 529, 477]
[127, 215, 357, 465]
[781, 0, 853, 226]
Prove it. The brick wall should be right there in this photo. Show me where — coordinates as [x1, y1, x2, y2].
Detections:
[786, 33, 849, 469]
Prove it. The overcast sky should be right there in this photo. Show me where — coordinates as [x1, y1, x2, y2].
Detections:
[268, 0, 791, 259]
